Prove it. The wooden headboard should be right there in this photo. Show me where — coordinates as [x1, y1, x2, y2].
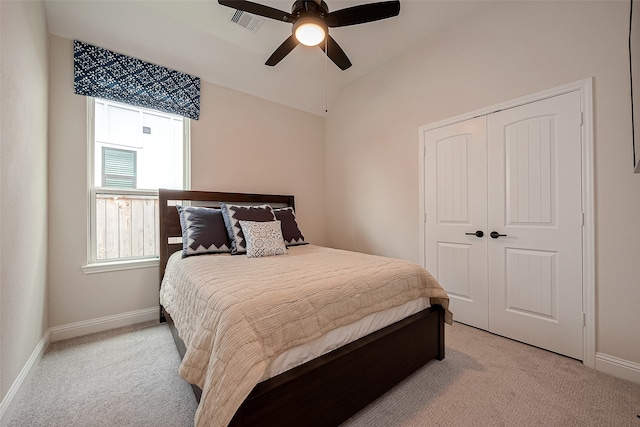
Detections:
[158, 188, 295, 288]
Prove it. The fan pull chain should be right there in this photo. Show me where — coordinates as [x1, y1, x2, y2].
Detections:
[324, 36, 328, 113]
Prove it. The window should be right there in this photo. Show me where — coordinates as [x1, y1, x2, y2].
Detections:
[102, 147, 137, 188]
[85, 98, 190, 271]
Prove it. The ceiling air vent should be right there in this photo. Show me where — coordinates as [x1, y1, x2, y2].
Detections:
[230, 10, 264, 32]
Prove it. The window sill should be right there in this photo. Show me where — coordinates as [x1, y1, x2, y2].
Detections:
[82, 258, 159, 274]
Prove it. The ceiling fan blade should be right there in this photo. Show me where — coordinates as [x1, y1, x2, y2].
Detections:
[218, 0, 293, 23]
[265, 35, 299, 66]
[319, 35, 352, 70]
[325, 0, 400, 28]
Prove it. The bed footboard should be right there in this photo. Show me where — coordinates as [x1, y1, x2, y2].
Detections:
[164, 304, 445, 426]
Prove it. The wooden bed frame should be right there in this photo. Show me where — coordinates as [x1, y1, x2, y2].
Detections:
[158, 188, 445, 426]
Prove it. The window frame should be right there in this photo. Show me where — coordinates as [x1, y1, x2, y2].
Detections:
[82, 97, 191, 274]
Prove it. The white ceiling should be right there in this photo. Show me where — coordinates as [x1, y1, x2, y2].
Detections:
[44, 0, 496, 116]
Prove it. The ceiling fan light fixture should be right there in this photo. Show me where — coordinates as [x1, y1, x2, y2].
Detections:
[293, 18, 326, 46]
[218, 0, 400, 70]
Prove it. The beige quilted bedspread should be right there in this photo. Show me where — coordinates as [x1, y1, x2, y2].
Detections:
[160, 244, 451, 427]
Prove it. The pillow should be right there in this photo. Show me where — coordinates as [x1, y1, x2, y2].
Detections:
[177, 205, 232, 257]
[239, 220, 287, 258]
[220, 203, 277, 254]
[273, 207, 308, 246]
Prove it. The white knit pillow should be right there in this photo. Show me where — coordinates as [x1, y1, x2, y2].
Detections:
[238, 220, 288, 258]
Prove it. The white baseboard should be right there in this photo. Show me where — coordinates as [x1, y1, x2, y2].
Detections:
[595, 352, 640, 385]
[0, 306, 160, 426]
[0, 330, 50, 427]
[50, 306, 160, 342]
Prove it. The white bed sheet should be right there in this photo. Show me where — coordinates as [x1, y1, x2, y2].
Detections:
[264, 296, 431, 379]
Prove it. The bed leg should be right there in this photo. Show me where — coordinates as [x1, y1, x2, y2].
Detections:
[160, 305, 167, 323]
[437, 305, 445, 360]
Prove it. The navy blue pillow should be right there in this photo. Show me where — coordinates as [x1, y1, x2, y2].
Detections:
[220, 203, 277, 254]
[177, 206, 231, 257]
[274, 207, 308, 246]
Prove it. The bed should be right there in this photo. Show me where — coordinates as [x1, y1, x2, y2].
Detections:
[158, 189, 451, 427]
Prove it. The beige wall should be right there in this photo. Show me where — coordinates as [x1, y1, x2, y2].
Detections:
[47, 35, 325, 328]
[189, 81, 326, 242]
[0, 0, 49, 401]
[325, 1, 640, 365]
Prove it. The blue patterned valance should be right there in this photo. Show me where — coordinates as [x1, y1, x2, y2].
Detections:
[73, 40, 200, 120]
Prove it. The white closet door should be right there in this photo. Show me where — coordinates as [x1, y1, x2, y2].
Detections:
[423, 91, 584, 360]
[487, 91, 583, 359]
[424, 116, 489, 329]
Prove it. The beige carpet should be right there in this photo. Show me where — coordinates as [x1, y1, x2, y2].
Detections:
[344, 323, 640, 427]
[8, 322, 197, 427]
[8, 321, 640, 426]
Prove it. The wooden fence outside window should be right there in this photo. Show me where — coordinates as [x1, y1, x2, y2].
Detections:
[95, 193, 159, 260]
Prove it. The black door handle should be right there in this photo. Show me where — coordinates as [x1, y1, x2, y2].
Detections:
[465, 230, 484, 238]
[490, 231, 507, 239]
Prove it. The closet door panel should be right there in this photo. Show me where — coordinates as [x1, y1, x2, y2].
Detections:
[424, 116, 488, 329]
[487, 91, 583, 360]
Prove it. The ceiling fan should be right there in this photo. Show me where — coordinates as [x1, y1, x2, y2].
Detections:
[218, 0, 401, 70]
